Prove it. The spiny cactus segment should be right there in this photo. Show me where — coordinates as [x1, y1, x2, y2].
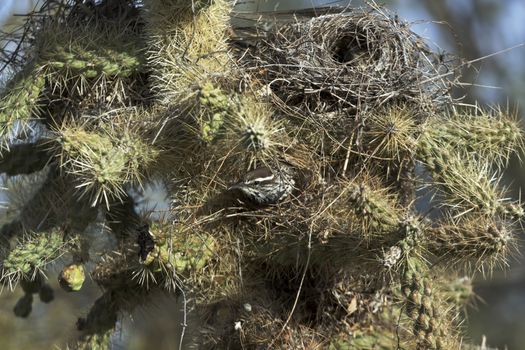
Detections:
[0, 0, 522, 349]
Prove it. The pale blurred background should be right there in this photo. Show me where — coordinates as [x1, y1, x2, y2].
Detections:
[1, 0, 524, 349]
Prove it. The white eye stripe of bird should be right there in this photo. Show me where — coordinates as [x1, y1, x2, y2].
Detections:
[229, 166, 295, 206]
[244, 174, 275, 185]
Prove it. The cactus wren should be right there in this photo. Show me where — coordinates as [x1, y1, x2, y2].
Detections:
[229, 166, 295, 206]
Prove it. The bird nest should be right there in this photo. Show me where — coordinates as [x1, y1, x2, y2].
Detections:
[239, 8, 456, 121]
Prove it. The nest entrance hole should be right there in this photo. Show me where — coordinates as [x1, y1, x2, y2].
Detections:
[331, 33, 369, 64]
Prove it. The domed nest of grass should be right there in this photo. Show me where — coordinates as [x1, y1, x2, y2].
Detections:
[237, 8, 456, 124]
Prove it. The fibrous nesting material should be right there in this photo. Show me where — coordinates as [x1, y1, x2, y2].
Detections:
[239, 9, 454, 120]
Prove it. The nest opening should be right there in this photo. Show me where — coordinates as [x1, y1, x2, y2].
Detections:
[330, 33, 369, 65]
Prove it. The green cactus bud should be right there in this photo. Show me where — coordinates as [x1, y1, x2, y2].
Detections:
[59, 263, 86, 292]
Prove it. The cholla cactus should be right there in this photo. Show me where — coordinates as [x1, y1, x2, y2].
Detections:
[0, 0, 522, 349]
